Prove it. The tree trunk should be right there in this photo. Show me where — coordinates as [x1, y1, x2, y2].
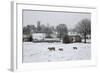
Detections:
[84, 35, 86, 43]
[59, 32, 62, 40]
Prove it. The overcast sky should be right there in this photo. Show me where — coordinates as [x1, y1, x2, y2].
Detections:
[23, 10, 91, 29]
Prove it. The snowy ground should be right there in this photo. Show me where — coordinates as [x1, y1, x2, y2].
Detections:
[23, 42, 91, 63]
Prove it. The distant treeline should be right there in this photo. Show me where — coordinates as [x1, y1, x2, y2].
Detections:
[23, 21, 68, 39]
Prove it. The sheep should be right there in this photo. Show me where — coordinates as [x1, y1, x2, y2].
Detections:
[73, 47, 77, 50]
[48, 47, 55, 51]
[58, 48, 63, 51]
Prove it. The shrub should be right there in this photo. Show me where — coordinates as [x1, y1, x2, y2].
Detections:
[29, 35, 33, 42]
[63, 35, 70, 43]
[45, 35, 53, 38]
[75, 36, 81, 42]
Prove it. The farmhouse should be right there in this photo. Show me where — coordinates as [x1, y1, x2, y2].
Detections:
[32, 33, 60, 42]
[32, 33, 45, 41]
[68, 31, 82, 43]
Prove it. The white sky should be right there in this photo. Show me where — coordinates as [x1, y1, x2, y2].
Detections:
[23, 10, 91, 29]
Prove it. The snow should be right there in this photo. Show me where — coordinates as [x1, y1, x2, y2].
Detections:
[23, 42, 91, 63]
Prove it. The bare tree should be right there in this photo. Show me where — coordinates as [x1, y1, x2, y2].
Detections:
[23, 26, 31, 35]
[56, 24, 68, 40]
[76, 19, 91, 43]
[27, 25, 36, 33]
[44, 24, 53, 38]
[23, 25, 36, 35]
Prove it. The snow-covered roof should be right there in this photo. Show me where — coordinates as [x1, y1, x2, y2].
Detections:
[32, 33, 45, 40]
[68, 32, 80, 36]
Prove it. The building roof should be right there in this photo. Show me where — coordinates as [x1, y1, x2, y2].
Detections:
[68, 31, 81, 36]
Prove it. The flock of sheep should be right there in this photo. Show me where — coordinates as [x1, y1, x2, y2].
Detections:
[48, 46, 77, 51]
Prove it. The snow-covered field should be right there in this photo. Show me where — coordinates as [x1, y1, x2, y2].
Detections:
[23, 42, 91, 63]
